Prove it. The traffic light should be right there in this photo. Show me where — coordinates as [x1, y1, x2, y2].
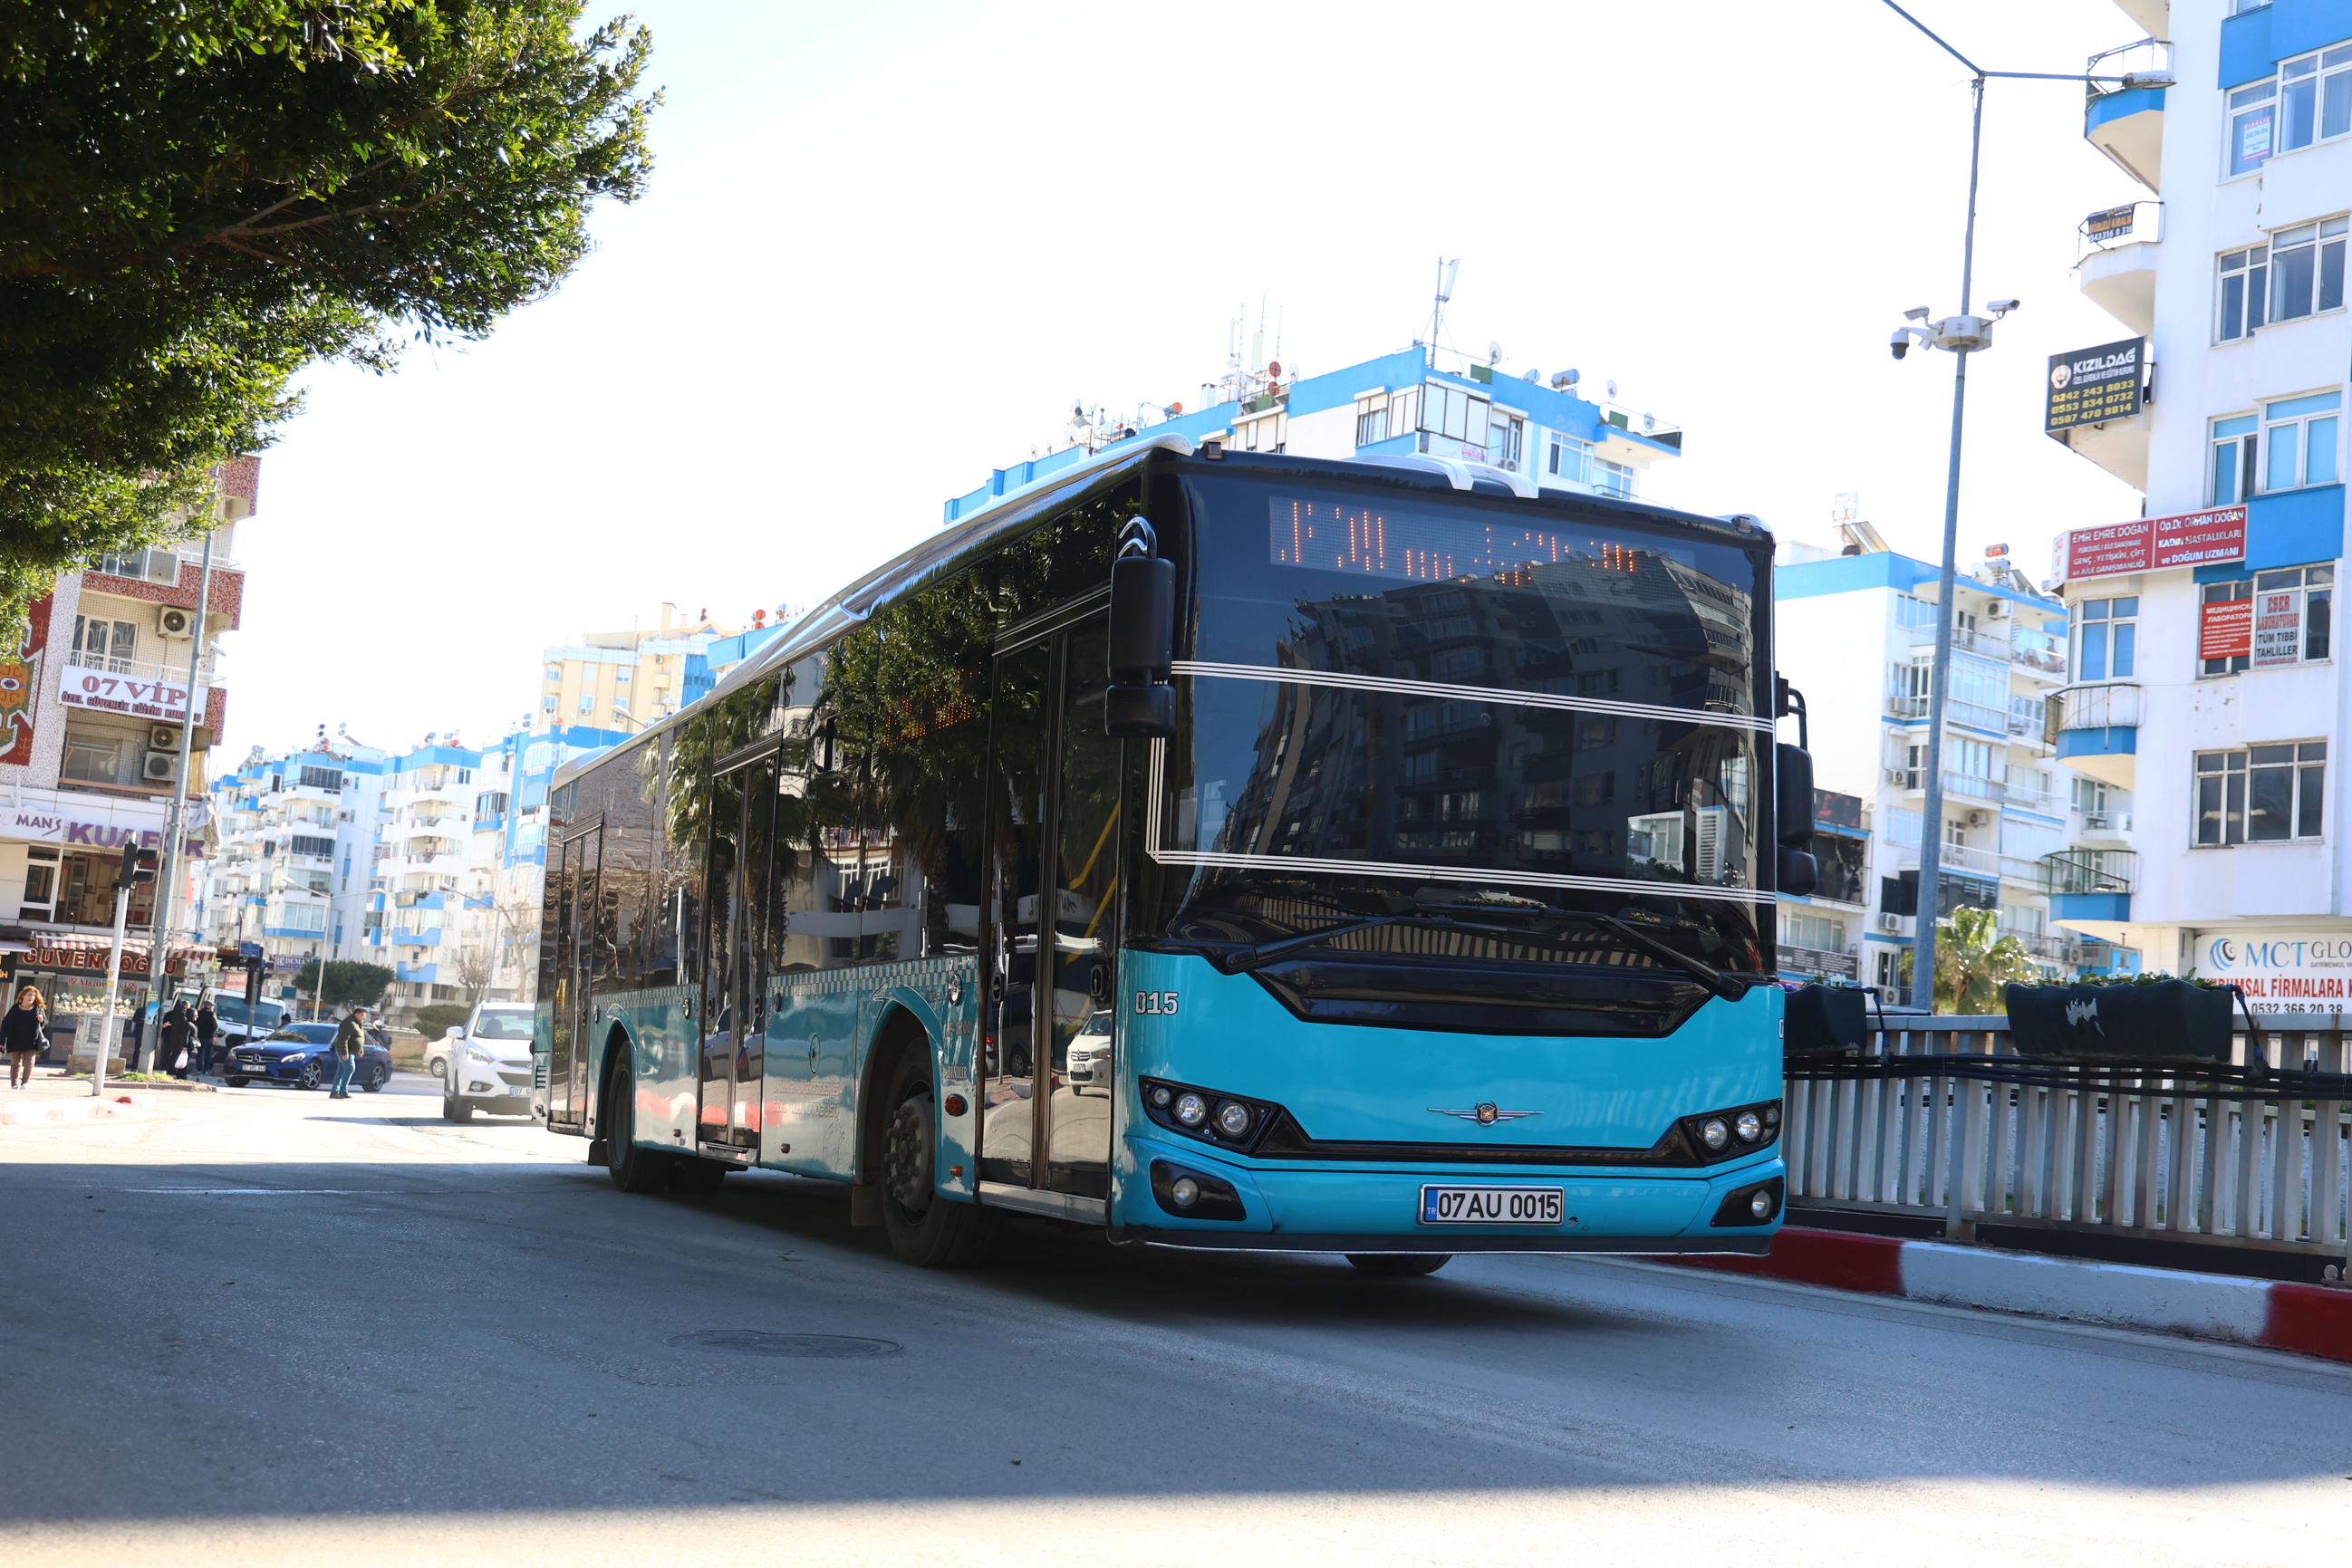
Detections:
[115, 841, 158, 891]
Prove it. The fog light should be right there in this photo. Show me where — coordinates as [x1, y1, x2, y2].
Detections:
[1735, 1111, 1762, 1143]
[1701, 1117, 1730, 1150]
[1750, 1189, 1774, 1219]
[1764, 1103, 1782, 1128]
[1174, 1092, 1209, 1128]
[469, 1082, 492, 1094]
[1148, 1084, 1173, 1110]
[1170, 1176, 1200, 1208]
[1214, 1100, 1252, 1138]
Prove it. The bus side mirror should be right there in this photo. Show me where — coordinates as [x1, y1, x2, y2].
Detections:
[1778, 845, 1818, 898]
[1775, 743, 1817, 896]
[1106, 527, 1174, 738]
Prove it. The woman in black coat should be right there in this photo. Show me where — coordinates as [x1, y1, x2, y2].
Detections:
[159, 1001, 196, 1079]
[194, 991, 219, 1074]
[3, 986, 44, 1088]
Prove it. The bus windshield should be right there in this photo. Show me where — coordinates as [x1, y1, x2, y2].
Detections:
[1151, 470, 1771, 976]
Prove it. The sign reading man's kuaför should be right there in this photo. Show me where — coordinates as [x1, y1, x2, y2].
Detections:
[2045, 337, 2145, 432]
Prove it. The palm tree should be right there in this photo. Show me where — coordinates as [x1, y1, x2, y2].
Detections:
[1899, 905, 2038, 1014]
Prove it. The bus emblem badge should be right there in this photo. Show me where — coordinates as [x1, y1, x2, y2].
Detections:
[1431, 1102, 1539, 1127]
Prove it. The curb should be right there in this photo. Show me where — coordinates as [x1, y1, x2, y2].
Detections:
[0, 1092, 159, 1127]
[1672, 1226, 2352, 1365]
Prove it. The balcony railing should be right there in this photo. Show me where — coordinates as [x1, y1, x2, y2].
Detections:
[1885, 692, 2010, 734]
[2008, 627, 2068, 679]
[2078, 197, 2164, 255]
[2040, 850, 2135, 897]
[2056, 682, 2142, 731]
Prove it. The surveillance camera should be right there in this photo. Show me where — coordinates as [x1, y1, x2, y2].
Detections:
[1904, 306, 1931, 322]
[1988, 298, 2020, 316]
[1889, 330, 1910, 361]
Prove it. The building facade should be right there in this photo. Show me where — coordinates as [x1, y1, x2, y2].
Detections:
[198, 745, 388, 1007]
[1778, 525, 2130, 999]
[2052, 0, 2352, 1005]
[539, 603, 743, 733]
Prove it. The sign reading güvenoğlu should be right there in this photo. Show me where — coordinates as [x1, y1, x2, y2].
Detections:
[2044, 337, 2145, 433]
[2200, 932, 2352, 1011]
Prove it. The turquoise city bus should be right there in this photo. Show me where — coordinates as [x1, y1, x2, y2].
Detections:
[533, 436, 1814, 1271]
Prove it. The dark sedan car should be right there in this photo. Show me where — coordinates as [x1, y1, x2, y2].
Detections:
[224, 1023, 391, 1092]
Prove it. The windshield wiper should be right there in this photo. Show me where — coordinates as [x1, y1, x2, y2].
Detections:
[1202, 912, 1751, 1002]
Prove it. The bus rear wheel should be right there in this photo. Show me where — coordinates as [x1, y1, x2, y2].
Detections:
[879, 1045, 996, 1268]
[1346, 1254, 1451, 1276]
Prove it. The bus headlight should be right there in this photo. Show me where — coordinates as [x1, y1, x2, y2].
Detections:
[1140, 1078, 1283, 1152]
[1678, 1100, 1781, 1164]
[1170, 1176, 1200, 1208]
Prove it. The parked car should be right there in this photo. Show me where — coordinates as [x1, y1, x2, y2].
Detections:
[442, 1001, 536, 1121]
[210, 995, 292, 1052]
[1066, 1008, 1113, 1094]
[223, 1023, 391, 1092]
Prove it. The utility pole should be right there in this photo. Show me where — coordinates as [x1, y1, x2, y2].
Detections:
[95, 841, 157, 1093]
[144, 530, 217, 1045]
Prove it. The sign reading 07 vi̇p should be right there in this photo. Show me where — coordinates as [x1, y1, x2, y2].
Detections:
[2045, 337, 2145, 432]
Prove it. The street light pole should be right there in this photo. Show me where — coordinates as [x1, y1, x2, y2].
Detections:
[1909, 75, 1984, 1015]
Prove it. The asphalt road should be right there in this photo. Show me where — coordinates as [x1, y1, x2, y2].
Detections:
[2, 1072, 2347, 1567]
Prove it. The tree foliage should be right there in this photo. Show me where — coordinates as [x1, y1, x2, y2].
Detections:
[292, 958, 394, 1008]
[415, 1000, 469, 1038]
[0, 0, 658, 629]
[1899, 906, 2039, 1015]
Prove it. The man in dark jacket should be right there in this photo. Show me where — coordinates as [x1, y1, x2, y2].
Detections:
[328, 1005, 366, 1099]
[194, 991, 219, 1075]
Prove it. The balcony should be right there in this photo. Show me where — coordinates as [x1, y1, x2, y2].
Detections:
[1885, 690, 2009, 736]
[1904, 620, 2009, 657]
[2043, 850, 2135, 937]
[2077, 199, 2163, 337]
[2053, 682, 2140, 790]
[2085, 83, 2164, 193]
[2006, 627, 2068, 683]
[57, 649, 210, 728]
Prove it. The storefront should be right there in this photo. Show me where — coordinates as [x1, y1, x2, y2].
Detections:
[2, 934, 213, 1062]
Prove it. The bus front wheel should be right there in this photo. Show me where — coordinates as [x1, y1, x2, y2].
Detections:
[879, 1046, 997, 1268]
[604, 1055, 673, 1194]
[1346, 1254, 1451, 1277]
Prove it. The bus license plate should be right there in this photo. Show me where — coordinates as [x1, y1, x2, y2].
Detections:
[1419, 1185, 1564, 1227]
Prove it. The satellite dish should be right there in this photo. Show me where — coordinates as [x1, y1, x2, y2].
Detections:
[1605, 379, 1619, 400]
[1488, 340, 1503, 364]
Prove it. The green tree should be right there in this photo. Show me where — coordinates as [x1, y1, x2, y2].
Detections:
[1898, 906, 2039, 1014]
[293, 958, 395, 1010]
[0, 1, 658, 631]
[415, 1001, 470, 1038]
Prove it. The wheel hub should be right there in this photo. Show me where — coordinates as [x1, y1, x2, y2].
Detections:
[887, 1097, 932, 1214]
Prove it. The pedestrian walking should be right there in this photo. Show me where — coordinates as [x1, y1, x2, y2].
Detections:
[328, 1005, 367, 1099]
[3, 986, 44, 1089]
[194, 990, 218, 1075]
[159, 1000, 196, 1080]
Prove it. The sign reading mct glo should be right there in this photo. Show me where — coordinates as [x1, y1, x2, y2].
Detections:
[2202, 933, 2352, 1012]
[2045, 337, 2145, 432]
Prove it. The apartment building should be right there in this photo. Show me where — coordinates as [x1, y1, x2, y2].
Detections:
[2050, 0, 2352, 1005]
[198, 745, 389, 1004]
[539, 603, 741, 733]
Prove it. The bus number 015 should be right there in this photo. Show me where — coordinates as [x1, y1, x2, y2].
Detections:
[1133, 990, 1180, 1015]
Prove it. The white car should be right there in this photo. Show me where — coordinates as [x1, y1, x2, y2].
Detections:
[440, 1002, 536, 1122]
[1066, 1009, 1113, 1095]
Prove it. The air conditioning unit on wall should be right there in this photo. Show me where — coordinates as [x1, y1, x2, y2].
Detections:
[1877, 912, 1904, 932]
[148, 724, 178, 751]
[142, 750, 178, 782]
[157, 605, 194, 637]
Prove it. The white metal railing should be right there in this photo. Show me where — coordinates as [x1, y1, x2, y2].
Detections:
[1785, 1015, 2348, 1263]
[63, 648, 217, 688]
[1906, 622, 2010, 657]
[2008, 629, 2068, 680]
[2057, 682, 2143, 731]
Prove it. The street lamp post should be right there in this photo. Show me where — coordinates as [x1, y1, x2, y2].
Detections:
[1875, 1, 2167, 1013]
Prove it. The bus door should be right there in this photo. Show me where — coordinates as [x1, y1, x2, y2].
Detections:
[698, 757, 763, 1155]
[982, 611, 1120, 1202]
[551, 826, 600, 1129]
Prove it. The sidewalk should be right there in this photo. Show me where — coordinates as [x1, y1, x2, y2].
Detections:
[0, 1071, 190, 1126]
[1673, 1227, 2352, 1366]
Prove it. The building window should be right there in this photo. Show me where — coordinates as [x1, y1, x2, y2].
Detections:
[61, 733, 122, 785]
[2279, 45, 2352, 153]
[1418, 382, 1489, 447]
[2263, 390, 2341, 490]
[545, 664, 560, 680]
[1353, 396, 1389, 447]
[2201, 579, 2252, 676]
[1546, 434, 1591, 485]
[71, 615, 137, 671]
[2270, 217, 2348, 322]
[2196, 742, 2326, 845]
[2075, 597, 2136, 681]
[2218, 245, 2268, 341]
[2229, 77, 2277, 177]
[543, 697, 557, 713]
[2072, 776, 2110, 815]
[2212, 413, 2259, 504]
[1488, 412, 1525, 470]
[1778, 909, 1846, 954]
[577, 694, 592, 715]
[1593, 457, 1634, 500]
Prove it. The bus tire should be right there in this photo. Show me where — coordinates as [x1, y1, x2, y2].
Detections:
[1346, 1254, 1451, 1276]
[879, 1044, 996, 1268]
[603, 1053, 672, 1194]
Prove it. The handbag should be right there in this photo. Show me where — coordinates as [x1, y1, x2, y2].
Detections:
[173, 1047, 189, 1070]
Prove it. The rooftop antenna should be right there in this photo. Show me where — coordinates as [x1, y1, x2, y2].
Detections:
[1429, 258, 1459, 370]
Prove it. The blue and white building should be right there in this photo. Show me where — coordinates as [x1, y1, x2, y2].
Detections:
[944, 341, 1684, 524]
[2051, 0, 2352, 1005]
[198, 744, 390, 1005]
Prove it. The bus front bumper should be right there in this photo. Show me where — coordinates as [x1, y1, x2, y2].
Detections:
[1109, 1138, 1784, 1255]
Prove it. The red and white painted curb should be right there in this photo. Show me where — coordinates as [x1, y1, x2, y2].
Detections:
[1674, 1227, 2352, 1366]
[0, 1092, 159, 1127]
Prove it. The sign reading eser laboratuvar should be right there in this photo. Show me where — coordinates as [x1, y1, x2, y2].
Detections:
[2060, 506, 2247, 582]
[2044, 337, 2145, 432]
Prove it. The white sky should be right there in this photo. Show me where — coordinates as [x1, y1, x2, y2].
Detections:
[225, 0, 2149, 756]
